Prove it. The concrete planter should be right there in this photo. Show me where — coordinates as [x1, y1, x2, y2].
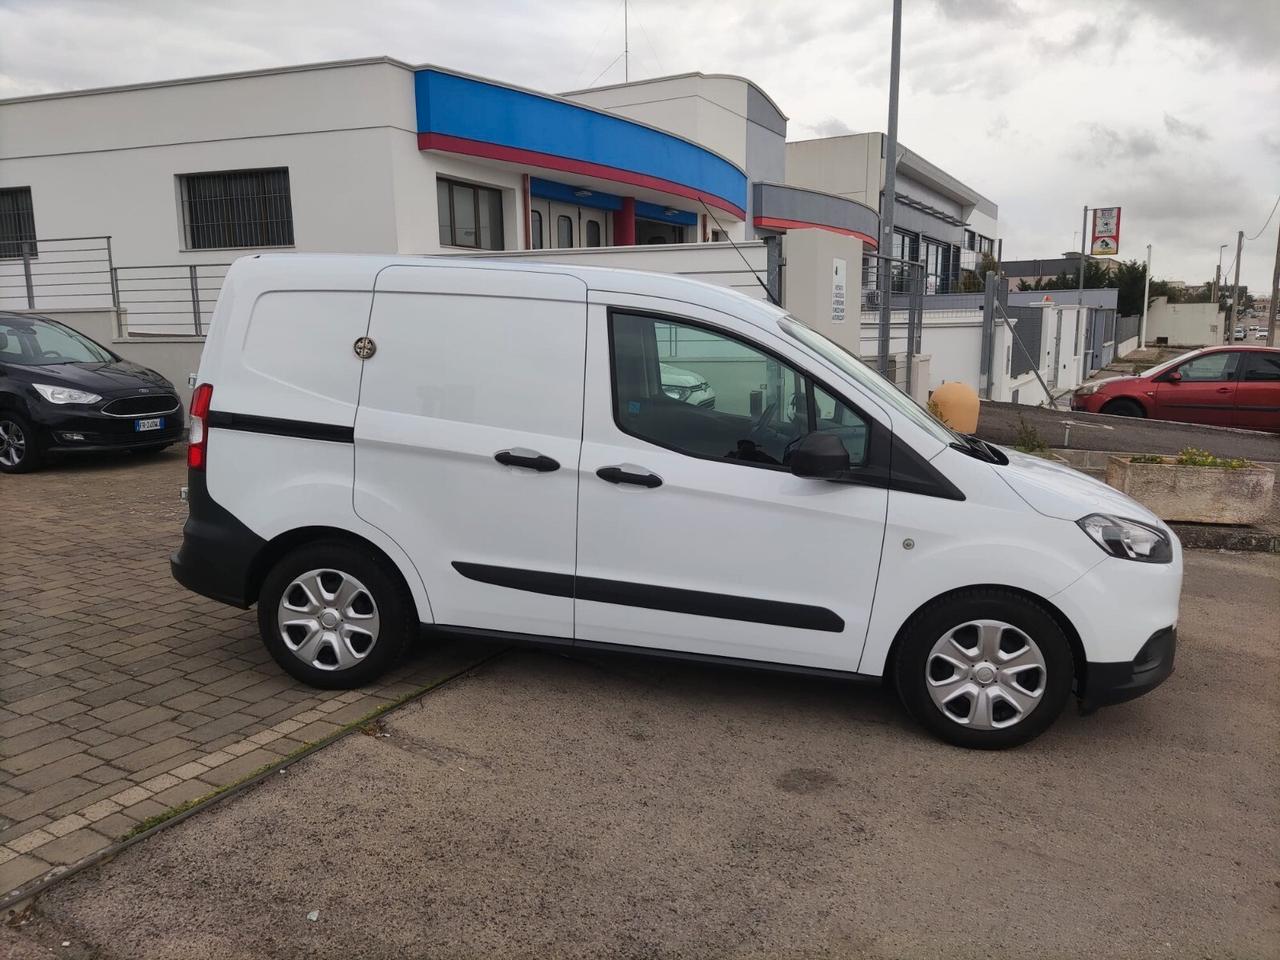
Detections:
[1105, 456, 1276, 525]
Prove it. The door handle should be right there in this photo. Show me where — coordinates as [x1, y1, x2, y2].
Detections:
[1216, 387, 1230, 393]
[596, 465, 662, 488]
[494, 449, 560, 472]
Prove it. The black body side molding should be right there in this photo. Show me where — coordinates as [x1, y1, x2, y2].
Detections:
[451, 562, 845, 632]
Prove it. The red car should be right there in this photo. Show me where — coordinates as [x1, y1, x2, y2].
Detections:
[1071, 345, 1280, 433]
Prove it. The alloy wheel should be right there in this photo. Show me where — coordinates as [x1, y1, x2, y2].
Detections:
[925, 619, 1047, 729]
[0, 419, 26, 468]
[276, 568, 381, 671]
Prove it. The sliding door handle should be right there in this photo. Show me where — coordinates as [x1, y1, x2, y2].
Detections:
[495, 449, 560, 472]
[596, 465, 662, 488]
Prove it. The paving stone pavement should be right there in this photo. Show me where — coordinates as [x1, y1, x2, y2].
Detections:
[0, 448, 493, 900]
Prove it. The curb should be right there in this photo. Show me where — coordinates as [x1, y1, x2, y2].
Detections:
[0, 646, 509, 917]
[1169, 524, 1280, 554]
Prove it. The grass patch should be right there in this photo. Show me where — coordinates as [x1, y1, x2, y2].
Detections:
[1014, 413, 1049, 455]
[1174, 447, 1250, 469]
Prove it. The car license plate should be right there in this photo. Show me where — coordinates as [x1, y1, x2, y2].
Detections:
[135, 417, 164, 432]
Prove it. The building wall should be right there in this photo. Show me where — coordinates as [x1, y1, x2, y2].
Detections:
[1144, 299, 1222, 347]
[785, 135, 882, 209]
[780, 228, 863, 355]
[0, 60, 417, 266]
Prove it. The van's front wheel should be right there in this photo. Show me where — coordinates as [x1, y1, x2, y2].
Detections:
[257, 541, 414, 689]
[894, 589, 1074, 749]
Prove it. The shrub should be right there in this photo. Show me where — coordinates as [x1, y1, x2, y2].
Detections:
[1014, 414, 1048, 454]
[1129, 454, 1167, 464]
[1172, 447, 1250, 469]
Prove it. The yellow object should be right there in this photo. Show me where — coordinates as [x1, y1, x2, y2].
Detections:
[929, 381, 980, 434]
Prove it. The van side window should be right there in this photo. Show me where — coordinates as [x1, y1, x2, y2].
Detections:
[609, 312, 867, 469]
[813, 384, 869, 465]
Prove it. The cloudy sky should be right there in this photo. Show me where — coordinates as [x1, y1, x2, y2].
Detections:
[1, 0, 1277, 291]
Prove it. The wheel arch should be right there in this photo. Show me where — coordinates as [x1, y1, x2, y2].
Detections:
[881, 583, 1087, 694]
[1100, 394, 1149, 417]
[249, 525, 423, 625]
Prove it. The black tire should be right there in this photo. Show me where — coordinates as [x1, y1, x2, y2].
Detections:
[0, 411, 42, 474]
[1102, 398, 1145, 418]
[257, 540, 416, 689]
[893, 588, 1074, 749]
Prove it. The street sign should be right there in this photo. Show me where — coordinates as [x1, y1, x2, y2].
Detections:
[1091, 207, 1121, 256]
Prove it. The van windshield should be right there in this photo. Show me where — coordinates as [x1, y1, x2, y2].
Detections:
[779, 317, 954, 446]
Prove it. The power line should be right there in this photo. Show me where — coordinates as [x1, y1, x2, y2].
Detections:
[1245, 193, 1280, 242]
[586, 52, 625, 88]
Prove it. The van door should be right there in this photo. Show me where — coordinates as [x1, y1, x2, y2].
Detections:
[573, 297, 889, 672]
[353, 265, 588, 637]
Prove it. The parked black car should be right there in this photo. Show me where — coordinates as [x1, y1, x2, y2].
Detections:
[0, 312, 184, 473]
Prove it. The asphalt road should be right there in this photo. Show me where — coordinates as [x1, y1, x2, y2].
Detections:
[976, 400, 1280, 461]
[8, 551, 1279, 960]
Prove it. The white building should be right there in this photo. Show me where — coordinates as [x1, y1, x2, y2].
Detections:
[1, 56, 1007, 401]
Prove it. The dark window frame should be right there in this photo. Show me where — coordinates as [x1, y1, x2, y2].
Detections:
[556, 214, 573, 248]
[605, 307, 875, 475]
[586, 218, 602, 247]
[0, 186, 38, 260]
[178, 168, 294, 251]
[437, 176, 504, 250]
[1241, 351, 1280, 382]
[530, 209, 544, 250]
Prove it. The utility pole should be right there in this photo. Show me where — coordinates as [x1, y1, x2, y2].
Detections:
[1211, 242, 1227, 338]
[1140, 243, 1151, 349]
[1228, 229, 1243, 337]
[1267, 217, 1279, 347]
[877, 0, 903, 377]
[1077, 206, 1088, 297]
[623, 0, 629, 82]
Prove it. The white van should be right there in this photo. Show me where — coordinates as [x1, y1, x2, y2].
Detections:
[172, 255, 1182, 748]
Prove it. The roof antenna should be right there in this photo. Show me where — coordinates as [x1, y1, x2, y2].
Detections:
[698, 198, 779, 306]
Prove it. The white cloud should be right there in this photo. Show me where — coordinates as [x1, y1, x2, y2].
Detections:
[0, 0, 1276, 288]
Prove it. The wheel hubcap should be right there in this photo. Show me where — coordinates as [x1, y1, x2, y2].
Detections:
[277, 568, 380, 671]
[925, 619, 1047, 730]
[0, 420, 26, 467]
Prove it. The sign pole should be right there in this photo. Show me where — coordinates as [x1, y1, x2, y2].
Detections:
[1078, 205, 1088, 297]
[1140, 243, 1151, 349]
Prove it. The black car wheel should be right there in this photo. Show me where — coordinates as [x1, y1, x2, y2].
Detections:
[1102, 398, 1145, 418]
[0, 412, 41, 474]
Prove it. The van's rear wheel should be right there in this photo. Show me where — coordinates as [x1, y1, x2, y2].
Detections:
[257, 541, 414, 689]
[894, 589, 1073, 749]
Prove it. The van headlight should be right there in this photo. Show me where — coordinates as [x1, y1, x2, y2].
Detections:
[1077, 514, 1172, 563]
[32, 383, 102, 405]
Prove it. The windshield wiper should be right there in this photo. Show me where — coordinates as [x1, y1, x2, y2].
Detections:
[949, 433, 1002, 464]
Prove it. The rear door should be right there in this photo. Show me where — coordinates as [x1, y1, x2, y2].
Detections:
[1153, 350, 1241, 427]
[353, 265, 588, 637]
[1235, 351, 1280, 432]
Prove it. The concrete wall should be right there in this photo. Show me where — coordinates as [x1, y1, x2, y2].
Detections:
[785, 135, 882, 210]
[1144, 299, 1222, 347]
[780, 229, 862, 356]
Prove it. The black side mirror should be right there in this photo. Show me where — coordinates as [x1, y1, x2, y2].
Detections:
[790, 432, 851, 479]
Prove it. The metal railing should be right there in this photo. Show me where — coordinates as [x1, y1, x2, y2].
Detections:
[0, 237, 116, 311]
[112, 263, 230, 336]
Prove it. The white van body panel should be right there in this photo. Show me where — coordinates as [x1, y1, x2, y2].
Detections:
[352, 264, 588, 638]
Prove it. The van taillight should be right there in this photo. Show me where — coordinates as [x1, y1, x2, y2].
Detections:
[187, 383, 213, 470]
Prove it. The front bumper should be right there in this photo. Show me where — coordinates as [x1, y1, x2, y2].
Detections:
[34, 404, 185, 453]
[1080, 626, 1177, 713]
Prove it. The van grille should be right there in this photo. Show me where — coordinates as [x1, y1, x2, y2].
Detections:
[101, 394, 181, 417]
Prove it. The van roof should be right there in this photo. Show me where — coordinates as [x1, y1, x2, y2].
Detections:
[226, 253, 788, 333]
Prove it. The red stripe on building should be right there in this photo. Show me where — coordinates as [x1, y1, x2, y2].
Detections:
[419, 133, 747, 220]
[753, 215, 878, 250]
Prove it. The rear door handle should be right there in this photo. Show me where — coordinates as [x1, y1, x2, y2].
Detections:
[1216, 387, 1231, 394]
[495, 449, 560, 472]
[596, 465, 662, 488]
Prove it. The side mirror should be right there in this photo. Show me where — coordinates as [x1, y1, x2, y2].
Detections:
[790, 432, 851, 479]
[1168, 371, 1182, 383]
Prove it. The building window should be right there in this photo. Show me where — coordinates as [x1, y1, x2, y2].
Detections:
[556, 215, 573, 248]
[0, 186, 37, 259]
[179, 168, 293, 250]
[530, 210, 543, 250]
[437, 177, 504, 250]
[586, 219, 602, 247]
[977, 235, 994, 257]
[963, 229, 976, 251]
